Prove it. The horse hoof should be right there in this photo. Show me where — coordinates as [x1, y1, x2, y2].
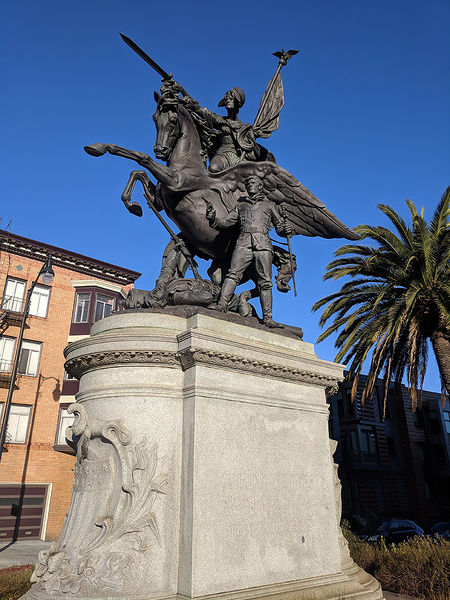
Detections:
[128, 202, 143, 217]
[84, 143, 108, 157]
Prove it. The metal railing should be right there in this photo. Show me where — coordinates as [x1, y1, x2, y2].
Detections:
[0, 359, 13, 374]
[1, 296, 24, 313]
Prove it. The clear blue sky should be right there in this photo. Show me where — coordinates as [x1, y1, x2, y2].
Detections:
[1, 0, 448, 392]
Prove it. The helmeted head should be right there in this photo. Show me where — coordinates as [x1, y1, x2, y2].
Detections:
[218, 87, 246, 111]
[245, 175, 264, 197]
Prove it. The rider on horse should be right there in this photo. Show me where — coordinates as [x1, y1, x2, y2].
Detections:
[160, 78, 275, 173]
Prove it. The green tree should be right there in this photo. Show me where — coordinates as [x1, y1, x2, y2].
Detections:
[313, 189, 449, 411]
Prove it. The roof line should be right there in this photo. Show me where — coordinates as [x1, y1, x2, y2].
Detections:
[0, 229, 141, 286]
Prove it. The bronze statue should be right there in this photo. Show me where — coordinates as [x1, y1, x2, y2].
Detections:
[206, 175, 291, 327]
[84, 35, 359, 327]
[177, 85, 274, 172]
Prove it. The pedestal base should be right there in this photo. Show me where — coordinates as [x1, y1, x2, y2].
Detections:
[24, 309, 384, 600]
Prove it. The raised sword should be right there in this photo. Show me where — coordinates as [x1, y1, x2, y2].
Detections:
[120, 33, 172, 80]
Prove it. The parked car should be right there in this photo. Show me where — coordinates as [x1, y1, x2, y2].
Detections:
[429, 521, 450, 540]
[365, 518, 424, 544]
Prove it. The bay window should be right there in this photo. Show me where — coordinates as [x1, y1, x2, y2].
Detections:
[73, 293, 91, 323]
[94, 294, 114, 322]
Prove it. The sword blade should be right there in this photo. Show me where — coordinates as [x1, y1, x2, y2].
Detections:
[120, 33, 171, 80]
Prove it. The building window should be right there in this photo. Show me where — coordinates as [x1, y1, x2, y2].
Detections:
[375, 385, 391, 420]
[0, 337, 15, 373]
[73, 293, 91, 323]
[64, 370, 77, 381]
[360, 428, 377, 454]
[94, 294, 114, 322]
[29, 285, 50, 318]
[428, 411, 441, 435]
[345, 389, 355, 418]
[55, 407, 76, 446]
[0, 404, 32, 444]
[386, 436, 397, 459]
[443, 411, 450, 434]
[18, 341, 42, 377]
[2, 277, 26, 312]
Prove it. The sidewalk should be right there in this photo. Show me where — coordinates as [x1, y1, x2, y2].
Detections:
[384, 592, 417, 600]
[0, 540, 51, 568]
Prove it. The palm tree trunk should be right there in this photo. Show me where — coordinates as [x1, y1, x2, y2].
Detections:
[430, 329, 450, 394]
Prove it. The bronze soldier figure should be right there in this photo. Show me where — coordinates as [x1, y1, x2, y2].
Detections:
[205, 175, 291, 327]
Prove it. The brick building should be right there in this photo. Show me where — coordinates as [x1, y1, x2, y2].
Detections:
[329, 376, 450, 530]
[0, 230, 140, 541]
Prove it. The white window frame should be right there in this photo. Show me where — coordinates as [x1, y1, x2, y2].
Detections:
[64, 370, 77, 381]
[0, 336, 15, 373]
[55, 407, 76, 446]
[0, 404, 32, 444]
[29, 285, 51, 318]
[94, 294, 115, 322]
[18, 340, 42, 377]
[2, 277, 26, 312]
[72, 293, 91, 323]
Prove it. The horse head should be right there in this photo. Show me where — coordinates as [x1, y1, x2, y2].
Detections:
[153, 91, 182, 161]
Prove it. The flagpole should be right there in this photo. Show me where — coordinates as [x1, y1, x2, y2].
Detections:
[253, 49, 298, 127]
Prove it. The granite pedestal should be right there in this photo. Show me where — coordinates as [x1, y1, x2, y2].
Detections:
[24, 309, 385, 600]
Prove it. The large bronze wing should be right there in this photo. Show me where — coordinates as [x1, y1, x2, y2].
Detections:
[209, 161, 360, 240]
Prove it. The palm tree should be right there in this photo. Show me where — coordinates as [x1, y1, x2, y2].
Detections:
[313, 188, 449, 412]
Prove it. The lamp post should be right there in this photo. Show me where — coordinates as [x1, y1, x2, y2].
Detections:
[0, 253, 54, 462]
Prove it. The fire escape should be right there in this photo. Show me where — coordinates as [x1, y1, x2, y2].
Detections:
[0, 299, 24, 389]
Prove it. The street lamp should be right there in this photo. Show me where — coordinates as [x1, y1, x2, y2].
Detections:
[0, 253, 54, 462]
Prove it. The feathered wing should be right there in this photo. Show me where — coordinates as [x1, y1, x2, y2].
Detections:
[209, 161, 360, 240]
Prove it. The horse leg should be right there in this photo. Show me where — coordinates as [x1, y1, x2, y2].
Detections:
[84, 143, 179, 189]
[121, 171, 157, 217]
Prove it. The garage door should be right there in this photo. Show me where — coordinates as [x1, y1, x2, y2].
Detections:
[0, 484, 48, 540]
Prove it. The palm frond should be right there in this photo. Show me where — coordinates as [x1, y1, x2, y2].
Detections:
[314, 191, 450, 403]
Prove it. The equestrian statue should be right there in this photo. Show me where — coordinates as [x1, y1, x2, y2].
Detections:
[84, 34, 358, 328]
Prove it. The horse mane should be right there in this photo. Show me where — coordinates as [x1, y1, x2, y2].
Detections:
[169, 103, 206, 169]
[180, 103, 218, 162]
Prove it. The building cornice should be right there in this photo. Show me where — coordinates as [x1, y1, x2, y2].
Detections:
[0, 230, 141, 286]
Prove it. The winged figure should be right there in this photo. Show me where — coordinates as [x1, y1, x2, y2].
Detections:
[84, 45, 358, 325]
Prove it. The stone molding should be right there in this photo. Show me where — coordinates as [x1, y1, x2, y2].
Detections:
[65, 347, 340, 389]
[183, 384, 329, 414]
[179, 348, 340, 388]
[65, 350, 180, 379]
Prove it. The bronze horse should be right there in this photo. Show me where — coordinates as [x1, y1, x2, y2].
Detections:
[85, 91, 357, 297]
